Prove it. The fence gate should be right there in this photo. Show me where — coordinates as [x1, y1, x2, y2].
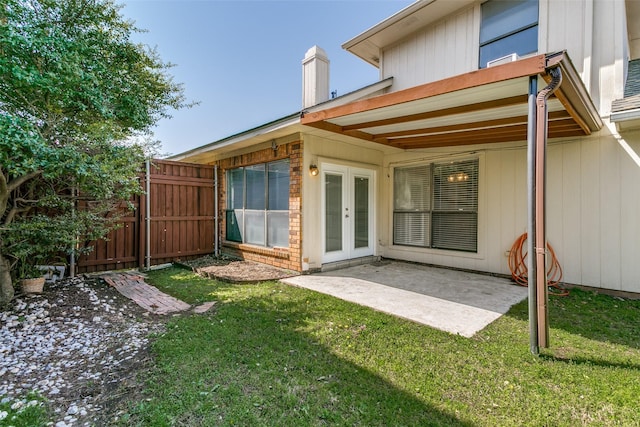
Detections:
[76, 159, 215, 273]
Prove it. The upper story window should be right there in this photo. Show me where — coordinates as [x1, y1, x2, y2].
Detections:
[479, 0, 539, 68]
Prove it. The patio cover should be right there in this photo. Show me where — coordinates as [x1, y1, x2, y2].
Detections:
[300, 51, 602, 149]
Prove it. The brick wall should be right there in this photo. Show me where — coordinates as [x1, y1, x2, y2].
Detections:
[217, 141, 302, 271]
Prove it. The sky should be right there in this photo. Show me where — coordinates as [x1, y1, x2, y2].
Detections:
[120, 0, 414, 157]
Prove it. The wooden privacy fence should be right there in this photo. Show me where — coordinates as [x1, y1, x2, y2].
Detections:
[77, 159, 216, 273]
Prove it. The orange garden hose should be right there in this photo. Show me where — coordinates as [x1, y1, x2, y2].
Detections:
[508, 233, 569, 296]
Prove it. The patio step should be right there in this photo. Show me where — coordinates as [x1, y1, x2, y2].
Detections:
[321, 256, 379, 272]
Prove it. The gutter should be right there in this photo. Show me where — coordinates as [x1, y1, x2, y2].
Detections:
[546, 51, 603, 132]
[610, 107, 640, 123]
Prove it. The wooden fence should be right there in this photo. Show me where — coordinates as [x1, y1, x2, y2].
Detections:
[77, 159, 215, 273]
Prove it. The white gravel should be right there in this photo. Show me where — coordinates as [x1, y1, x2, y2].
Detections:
[0, 276, 165, 426]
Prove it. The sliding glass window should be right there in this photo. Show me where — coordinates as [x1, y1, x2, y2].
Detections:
[226, 159, 290, 248]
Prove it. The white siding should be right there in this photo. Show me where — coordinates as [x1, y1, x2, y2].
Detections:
[542, 0, 587, 74]
[620, 131, 640, 293]
[542, 0, 627, 113]
[580, 136, 601, 286]
[382, 6, 477, 91]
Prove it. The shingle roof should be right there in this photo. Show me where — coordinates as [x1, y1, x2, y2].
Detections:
[624, 59, 640, 98]
[611, 59, 640, 113]
[612, 94, 640, 113]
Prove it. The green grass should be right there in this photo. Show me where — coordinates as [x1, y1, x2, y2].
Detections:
[0, 394, 48, 427]
[122, 267, 640, 426]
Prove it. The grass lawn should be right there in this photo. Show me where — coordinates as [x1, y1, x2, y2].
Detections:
[122, 267, 640, 426]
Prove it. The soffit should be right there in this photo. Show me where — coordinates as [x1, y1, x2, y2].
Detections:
[301, 53, 602, 150]
[343, 0, 476, 67]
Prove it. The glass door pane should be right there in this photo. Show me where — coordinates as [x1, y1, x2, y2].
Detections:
[354, 176, 369, 249]
[325, 173, 343, 252]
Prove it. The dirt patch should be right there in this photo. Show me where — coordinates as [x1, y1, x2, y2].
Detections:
[178, 256, 298, 283]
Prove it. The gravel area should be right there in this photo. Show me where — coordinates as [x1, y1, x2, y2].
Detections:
[0, 276, 166, 426]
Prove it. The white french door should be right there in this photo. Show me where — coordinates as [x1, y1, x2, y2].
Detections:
[322, 164, 375, 263]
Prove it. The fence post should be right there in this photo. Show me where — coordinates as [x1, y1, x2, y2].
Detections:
[214, 164, 219, 257]
[145, 159, 151, 270]
[69, 186, 77, 277]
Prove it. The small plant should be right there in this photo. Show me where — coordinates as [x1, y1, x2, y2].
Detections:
[17, 262, 45, 280]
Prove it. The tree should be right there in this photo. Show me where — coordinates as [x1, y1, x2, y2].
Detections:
[0, 0, 188, 302]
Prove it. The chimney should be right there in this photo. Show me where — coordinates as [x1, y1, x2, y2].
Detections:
[302, 46, 330, 109]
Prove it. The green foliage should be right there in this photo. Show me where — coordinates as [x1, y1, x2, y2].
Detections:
[0, 0, 189, 293]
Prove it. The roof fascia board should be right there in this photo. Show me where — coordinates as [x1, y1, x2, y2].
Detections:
[305, 78, 393, 113]
[611, 108, 640, 122]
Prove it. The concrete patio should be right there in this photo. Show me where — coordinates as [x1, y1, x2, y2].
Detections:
[281, 260, 528, 337]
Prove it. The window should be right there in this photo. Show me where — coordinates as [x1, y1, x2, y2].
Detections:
[226, 159, 290, 247]
[393, 159, 478, 252]
[479, 0, 538, 68]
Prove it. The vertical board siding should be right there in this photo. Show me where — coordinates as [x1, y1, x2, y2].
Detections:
[382, 6, 476, 91]
[77, 159, 215, 273]
[599, 137, 622, 290]
[620, 135, 640, 293]
[560, 142, 582, 285]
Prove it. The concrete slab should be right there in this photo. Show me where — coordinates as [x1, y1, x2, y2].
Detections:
[281, 261, 527, 337]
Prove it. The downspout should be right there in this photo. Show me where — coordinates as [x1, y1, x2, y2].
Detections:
[534, 66, 563, 350]
[526, 76, 538, 355]
[214, 164, 219, 257]
[145, 159, 151, 270]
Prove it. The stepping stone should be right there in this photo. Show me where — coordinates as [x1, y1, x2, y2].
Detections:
[193, 301, 217, 314]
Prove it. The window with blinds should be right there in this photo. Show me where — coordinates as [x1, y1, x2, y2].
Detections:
[393, 159, 478, 252]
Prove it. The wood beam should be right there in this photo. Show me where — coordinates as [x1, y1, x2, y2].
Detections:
[342, 95, 527, 131]
[371, 110, 572, 141]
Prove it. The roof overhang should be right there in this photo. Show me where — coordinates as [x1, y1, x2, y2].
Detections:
[301, 52, 602, 150]
[611, 93, 640, 131]
[170, 78, 394, 163]
[611, 108, 640, 131]
[343, 0, 476, 68]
